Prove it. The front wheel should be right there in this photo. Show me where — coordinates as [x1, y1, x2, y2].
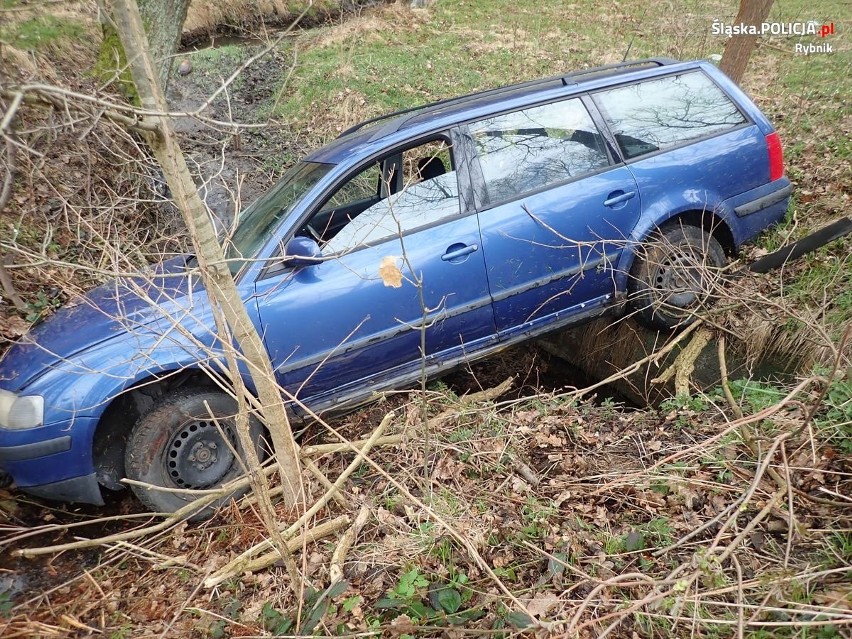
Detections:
[124, 389, 264, 519]
[628, 223, 726, 331]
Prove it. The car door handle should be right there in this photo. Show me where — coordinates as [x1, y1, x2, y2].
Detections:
[441, 243, 479, 262]
[603, 190, 637, 208]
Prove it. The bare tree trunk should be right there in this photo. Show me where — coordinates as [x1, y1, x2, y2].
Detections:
[138, 0, 189, 86]
[99, 0, 190, 91]
[0, 84, 27, 311]
[109, 0, 305, 509]
[719, 0, 775, 84]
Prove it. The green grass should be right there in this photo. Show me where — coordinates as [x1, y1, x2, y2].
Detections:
[181, 43, 256, 96]
[821, 531, 852, 568]
[519, 495, 557, 539]
[1, 15, 85, 50]
[269, 0, 746, 139]
[770, 243, 852, 337]
[728, 378, 788, 412]
[606, 517, 675, 555]
[750, 0, 851, 342]
[188, 42, 250, 68]
[817, 375, 852, 454]
[269, 0, 848, 128]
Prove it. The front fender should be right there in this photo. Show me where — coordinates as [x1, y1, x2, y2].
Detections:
[33, 327, 217, 421]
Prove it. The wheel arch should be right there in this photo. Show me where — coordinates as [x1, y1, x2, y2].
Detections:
[615, 207, 737, 291]
[91, 367, 214, 491]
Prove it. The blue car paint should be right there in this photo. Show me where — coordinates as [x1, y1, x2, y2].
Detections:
[255, 213, 495, 401]
[476, 165, 643, 333]
[0, 59, 792, 505]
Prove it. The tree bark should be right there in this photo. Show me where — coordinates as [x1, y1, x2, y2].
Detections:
[719, 0, 775, 85]
[109, 0, 305, 509]
[99, 0, 190, 91]
[139, 0, 189, 86]
[0, 136, 27, 312]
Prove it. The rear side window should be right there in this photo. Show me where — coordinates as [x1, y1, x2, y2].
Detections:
[595, 71, 747, 160]
[470, 98, 609, 205]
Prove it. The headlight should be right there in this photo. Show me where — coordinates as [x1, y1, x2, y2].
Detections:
[0, 390, 44, 429]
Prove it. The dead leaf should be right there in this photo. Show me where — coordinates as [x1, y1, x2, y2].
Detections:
[379, 256, 403, 288]
[389, 614, 417, 636]
[0, 497, 20, 519]
[525, 593, 559, 617]
[812, 589, 852, 609]
[510, 476, 530, 493]
[2, 316, 30, 338]
[554, 490, 572, 507]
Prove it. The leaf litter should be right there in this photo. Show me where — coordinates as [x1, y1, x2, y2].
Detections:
[1, 349, 849, 636]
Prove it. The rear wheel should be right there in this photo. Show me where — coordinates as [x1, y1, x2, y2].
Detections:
[628, 223, 726, 331]
[124, 389, 264, 519]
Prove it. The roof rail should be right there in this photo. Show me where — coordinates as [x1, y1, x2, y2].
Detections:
[562, 57, 677, 82]
[337, 58, 679, 139]
[336, 71, 566, 138]
[337, 103, 439, 139]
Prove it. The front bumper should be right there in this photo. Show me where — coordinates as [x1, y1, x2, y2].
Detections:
[0, 435, 71, 461]
[0, 415, 103, 505]
[21, 473, 104, 505]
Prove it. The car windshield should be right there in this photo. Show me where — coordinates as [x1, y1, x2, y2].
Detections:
[223, 161, 332, 275]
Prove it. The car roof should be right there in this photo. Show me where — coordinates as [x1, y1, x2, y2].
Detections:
[305, 57, 682, 165]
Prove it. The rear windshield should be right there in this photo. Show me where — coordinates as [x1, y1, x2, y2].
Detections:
[594, 71, 747, 160]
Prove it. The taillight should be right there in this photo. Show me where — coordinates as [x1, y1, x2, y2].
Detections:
[766, 131, 784, 181]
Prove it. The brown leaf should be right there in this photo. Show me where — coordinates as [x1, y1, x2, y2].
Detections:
[379, 256, 403, 288]
[812, 589, 852, 609]
[2, 315, 30, 338]
[554, 490, 572, 507]
[525, 593, 559, 617]
[389, 614, 417, 636]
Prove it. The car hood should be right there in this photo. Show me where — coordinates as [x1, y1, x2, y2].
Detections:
[0, 256, 204, 391]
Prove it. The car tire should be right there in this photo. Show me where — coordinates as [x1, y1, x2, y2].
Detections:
[628, 223, 726, 331]
[125, 388, 264, 519]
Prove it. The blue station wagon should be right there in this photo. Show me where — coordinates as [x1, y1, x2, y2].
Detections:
[0, 58, 791, 514]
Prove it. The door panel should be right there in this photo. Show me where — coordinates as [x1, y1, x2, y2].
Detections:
[255, 158, 494, 405]
[255, 216, 493, 403]
[465, 96, 641, 334]
[477, 167, 641, 333]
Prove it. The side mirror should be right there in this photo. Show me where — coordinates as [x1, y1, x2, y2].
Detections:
[284, 236, 322, 267]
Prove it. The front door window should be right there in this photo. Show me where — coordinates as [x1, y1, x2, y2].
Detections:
[300, 139, 461, 254]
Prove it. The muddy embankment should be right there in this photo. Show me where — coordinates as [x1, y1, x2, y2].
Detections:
[180, 0, 390, 47]
[539, 317, 796, 406]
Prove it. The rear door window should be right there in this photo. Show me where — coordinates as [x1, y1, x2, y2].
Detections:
[594, 71, 747, 160]
[469, 98, 610, 206]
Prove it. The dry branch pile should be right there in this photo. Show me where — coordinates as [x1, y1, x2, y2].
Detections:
[0, 67, 187, 342]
